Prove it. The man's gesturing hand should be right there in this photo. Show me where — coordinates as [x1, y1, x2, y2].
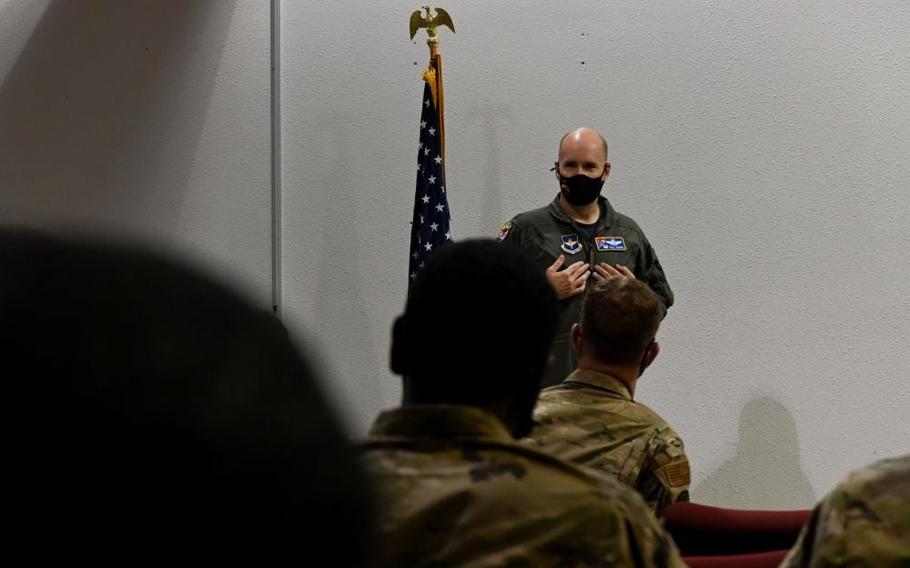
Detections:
[545, 255, 590, 300]
[593, 263, 636, 282]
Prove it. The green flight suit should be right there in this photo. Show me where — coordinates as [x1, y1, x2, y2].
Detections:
[500, 195, 673, 386]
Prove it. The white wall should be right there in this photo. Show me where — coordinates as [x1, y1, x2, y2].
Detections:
[3, 1, 907, 509]
[0, 0, 272, 304]
[282, 0, 910, 508]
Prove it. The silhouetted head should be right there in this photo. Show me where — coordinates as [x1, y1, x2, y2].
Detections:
[1, 229, 371, 563]
[391, 239, 558, 438]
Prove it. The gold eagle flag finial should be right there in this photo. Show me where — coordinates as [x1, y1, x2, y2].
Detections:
[409, 6, 455, 49]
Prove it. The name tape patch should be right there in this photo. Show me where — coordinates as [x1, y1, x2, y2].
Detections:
[595, 236, 626, 251]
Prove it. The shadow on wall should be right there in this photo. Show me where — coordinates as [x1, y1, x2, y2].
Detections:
[696, 397, 816, 509]
[0, 0, 235, 234]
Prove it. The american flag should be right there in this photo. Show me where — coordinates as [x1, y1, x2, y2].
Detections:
[409, 81, 452, 284]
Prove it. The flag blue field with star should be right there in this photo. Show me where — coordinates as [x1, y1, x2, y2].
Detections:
[409, 81, 452, 283]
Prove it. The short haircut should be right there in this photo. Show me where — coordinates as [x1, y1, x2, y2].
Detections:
[581, 277, 663, 365]
[558, 128, 609, 162]
[400, 239, 558, 406]
[1, 230, 372, 562]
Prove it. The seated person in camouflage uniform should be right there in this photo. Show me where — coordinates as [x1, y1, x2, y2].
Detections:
[525, 276, 690, 515]
[781, 454, 910, 567]
[360, 239, 684, 567]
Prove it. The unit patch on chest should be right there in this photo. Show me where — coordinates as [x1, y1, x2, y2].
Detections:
[560, 234, 583, 255]
[595, 236, 626, 251]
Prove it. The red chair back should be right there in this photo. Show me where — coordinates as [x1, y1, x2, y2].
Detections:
[683, 550, 789, 568]
[663, 502, 811, 556]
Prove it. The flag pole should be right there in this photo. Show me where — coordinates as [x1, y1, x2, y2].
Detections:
[431, 45, 445, 165]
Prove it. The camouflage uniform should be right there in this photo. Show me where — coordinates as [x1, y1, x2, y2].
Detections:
[526, 370, 690, 515]
[360, 405, 685, 568]
[781, 454, 910, 567]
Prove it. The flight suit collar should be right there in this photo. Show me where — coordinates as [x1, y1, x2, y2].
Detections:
[368, 405, 513, 443]
[563, 369, 634, 401]
[546, 194, 616, 230]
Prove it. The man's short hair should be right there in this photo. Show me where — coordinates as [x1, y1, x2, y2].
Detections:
[1, 230, 372, 562]
[399, 239, 558, 405]
[558, 129, 609, 162]
[582, 277, 663, 365]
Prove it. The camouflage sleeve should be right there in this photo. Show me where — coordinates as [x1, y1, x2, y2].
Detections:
[638, 431, 690, 516]
[449, 496, 683, 568]
[623, 514, 688, 568]
[637, 235, 674, 313]
[781, 469, 910, 567]
[527, 502, 661, 567]
[593, 475, 688, 568]
[780, 503, 821, 568]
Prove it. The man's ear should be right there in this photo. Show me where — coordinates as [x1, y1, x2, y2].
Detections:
[601, 161, 611, 181]
[390, 316, 407, 375]
[570, 323, 584, 356]
[640, 340, 660, 373]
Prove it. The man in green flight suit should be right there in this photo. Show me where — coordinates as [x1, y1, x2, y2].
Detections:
[499, 127, 673, 386]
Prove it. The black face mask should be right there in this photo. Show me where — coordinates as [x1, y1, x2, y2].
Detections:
[556, 164, 606, 206]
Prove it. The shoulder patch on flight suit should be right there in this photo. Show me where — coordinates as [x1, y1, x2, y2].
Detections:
[662, 460, 691, 488]
[595, 236, 627, 251]
[498, 222, 511, 241]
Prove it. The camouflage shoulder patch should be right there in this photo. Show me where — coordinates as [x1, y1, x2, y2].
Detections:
[663, 460, 691, 488]
[497, 222, 511, 241]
